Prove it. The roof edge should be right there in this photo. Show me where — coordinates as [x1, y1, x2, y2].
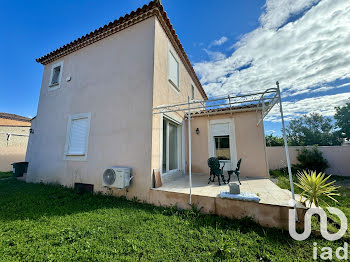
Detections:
[35, 0, 207, 99]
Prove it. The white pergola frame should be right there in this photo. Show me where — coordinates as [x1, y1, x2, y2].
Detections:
[153, 82, 296, 210]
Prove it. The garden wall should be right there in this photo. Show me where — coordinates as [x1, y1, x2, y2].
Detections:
[266, 146, 350, 176]
[0, 126, 29, 171]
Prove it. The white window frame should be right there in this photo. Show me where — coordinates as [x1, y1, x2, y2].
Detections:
[160, 113, 183, 176]
[191, 84, 195, 100]
[48, 61, 64, 91]
[64, 112, 91, 161]
[168, 50, 179, 91]
[208, 118, 237, 171]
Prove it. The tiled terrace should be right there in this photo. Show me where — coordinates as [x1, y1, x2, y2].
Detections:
[158, 172, 302, 207]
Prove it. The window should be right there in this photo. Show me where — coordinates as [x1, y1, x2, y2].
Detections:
[49, 61, 63, 89]
[168, 51, 179, 89]
[64, 113, 91, 160]
[214, 135, 230, 160]
[191, 85, 195, 100]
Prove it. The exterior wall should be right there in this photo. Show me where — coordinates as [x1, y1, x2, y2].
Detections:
[187, 111, 269, 178]
[26, 17, 156, 201]
[0, 125, 29, 171]
[151, 17, 206, 175]
[149, 189, 306, 230]
[267, 146, 350, 176]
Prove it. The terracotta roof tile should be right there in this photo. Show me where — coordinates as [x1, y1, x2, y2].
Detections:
[0, 113, 31, 122]
[35, 0, 207, 99]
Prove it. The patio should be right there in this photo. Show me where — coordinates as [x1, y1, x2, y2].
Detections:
[150, 172, 306, 229]
[158, 172, 300, 207]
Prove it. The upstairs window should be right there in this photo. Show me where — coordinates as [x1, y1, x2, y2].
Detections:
[168, 51, 179, 89]
[191, 85, 195, 100]
[49, 61, 63, 89]
[51, 66, 61, 85]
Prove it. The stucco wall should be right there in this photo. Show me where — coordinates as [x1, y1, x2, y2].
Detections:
[186, 110, 269, 178]
[151, 17, 206, 174]
[26, 18, 156, 201]
[0, 126, 29, 171]
[267, 146, 350, 176]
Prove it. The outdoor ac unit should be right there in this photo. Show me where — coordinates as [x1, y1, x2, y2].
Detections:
[102, 167, 132, 189]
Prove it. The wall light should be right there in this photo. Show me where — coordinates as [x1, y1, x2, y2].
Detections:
[196, 128, 200, 135]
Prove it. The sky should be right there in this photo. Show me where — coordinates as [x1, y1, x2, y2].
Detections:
[1, 0, 349, 135]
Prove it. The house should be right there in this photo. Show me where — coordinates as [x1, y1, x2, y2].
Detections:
[0, 113, 31, 171]
[26, 1, 269, 205]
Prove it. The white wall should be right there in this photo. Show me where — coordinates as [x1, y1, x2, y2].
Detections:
[26, 17, 156, 201]
[267, 146, 350, 176]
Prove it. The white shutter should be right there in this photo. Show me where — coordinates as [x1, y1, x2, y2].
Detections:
[211, 123, 229, 136]
[168, 51, 179, 87]
[68, 117, 88, 155]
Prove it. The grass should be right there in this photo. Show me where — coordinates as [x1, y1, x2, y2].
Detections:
[270, 168, 350, 236]
[0, 179, 347, 261]
[0, 171, 12, 179]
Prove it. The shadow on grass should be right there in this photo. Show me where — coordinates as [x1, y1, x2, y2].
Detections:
[0, 178, 331, 246]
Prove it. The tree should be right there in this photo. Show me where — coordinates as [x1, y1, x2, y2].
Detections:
[334, 102, 350, 140]
[286, 113, 342, 146]
[265, 134, 284, 146]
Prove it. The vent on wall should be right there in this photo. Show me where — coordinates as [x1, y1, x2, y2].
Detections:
[74, 183, 94, 194]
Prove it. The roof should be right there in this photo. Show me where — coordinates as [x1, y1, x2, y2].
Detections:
[188, 104, 262, 118]
[0, 113, 31, 126]
[35, 0, 208, 100]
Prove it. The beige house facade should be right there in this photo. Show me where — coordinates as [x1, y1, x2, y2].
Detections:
[26, 0, 269, 203]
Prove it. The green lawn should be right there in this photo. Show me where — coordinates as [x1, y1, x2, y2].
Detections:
[0, 171, 13, 179]
[0, 179, 347, 261]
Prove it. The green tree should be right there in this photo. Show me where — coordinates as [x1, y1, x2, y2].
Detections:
[334, 102, 350, 140]
[265, 134, 284, 146]
[286, 113, 342, 146]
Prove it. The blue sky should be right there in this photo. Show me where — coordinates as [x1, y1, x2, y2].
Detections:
[1, 0, 349, 135]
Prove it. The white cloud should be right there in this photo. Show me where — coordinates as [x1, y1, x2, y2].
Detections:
[194, 0, 350, 105]
[259, 0, 320, 29]
[210, 36, 228, 47]
[203, 49, 226, 61]
[337, 83, 350, 88]
[266, 92, 350, 122]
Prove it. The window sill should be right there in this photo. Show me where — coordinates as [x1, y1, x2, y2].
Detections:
[65, 153, 85, 156]
[168, 79, 180, 93]
[48, 83, 60, 91]
[49, 83, 59, 87]
[64, 153, 87, 161]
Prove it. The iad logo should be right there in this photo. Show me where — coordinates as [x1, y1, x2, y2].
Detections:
[289, 207, 347, 241]
[289, 207, 348, 260]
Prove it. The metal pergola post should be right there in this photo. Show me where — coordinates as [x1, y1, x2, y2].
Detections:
[276, 82, 297, 210]
[188, 96, 192, 205]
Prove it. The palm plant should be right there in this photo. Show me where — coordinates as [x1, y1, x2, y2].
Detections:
[295, 170, 340, 207]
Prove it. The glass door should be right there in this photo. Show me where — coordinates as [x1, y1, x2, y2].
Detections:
[162, 118, 180, 174]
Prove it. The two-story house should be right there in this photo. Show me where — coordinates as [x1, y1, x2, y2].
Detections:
[26, 0, 269, 203]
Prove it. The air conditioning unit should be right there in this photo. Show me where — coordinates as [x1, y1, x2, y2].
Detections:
[102, 167, 132, 189]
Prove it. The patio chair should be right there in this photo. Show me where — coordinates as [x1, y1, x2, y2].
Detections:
[227, 158, 242, 185]
[207, 157, 225, 186]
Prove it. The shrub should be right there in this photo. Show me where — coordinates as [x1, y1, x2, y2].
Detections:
[294, 146, 329, 173]
[295, 170, 339, 207]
